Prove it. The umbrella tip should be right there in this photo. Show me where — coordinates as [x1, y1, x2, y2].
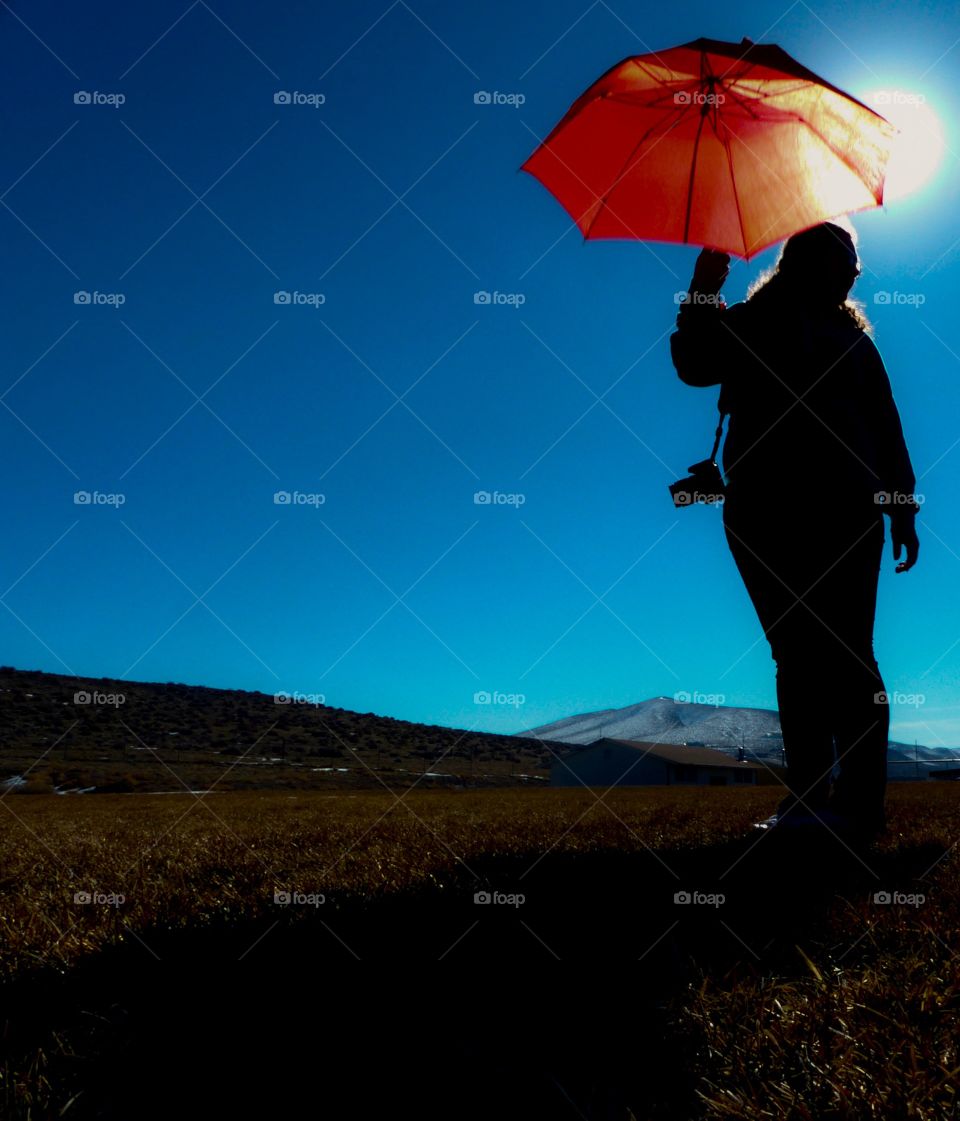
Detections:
[740, 36, 755, 45]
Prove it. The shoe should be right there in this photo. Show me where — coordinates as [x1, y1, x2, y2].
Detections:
[752, 813, 780, 831]
[751, 808, 849, 834]
[752, 809, 884, 846]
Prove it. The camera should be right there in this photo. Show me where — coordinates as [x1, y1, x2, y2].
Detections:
[668, 458, 726, 507]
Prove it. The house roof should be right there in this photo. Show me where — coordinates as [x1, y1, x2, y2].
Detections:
[557, 737, 766, 770]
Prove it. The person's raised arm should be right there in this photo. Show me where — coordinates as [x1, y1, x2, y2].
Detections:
[670, 248, 735, 388]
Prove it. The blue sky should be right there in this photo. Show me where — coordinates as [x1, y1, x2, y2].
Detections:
[1, 0, 958, 744]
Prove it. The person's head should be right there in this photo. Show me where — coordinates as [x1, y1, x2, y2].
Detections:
[779, 221, 860, 303]
[747, 218, 870, 332]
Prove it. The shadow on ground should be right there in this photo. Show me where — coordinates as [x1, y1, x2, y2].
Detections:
[3, 830, 948, 1120]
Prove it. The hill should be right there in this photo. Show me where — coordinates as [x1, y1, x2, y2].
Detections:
[0, 666, 551, 793]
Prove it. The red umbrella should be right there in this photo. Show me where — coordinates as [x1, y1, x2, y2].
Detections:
[521, 37, 897, 259]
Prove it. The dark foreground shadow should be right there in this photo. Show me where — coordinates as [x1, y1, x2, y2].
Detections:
[3, 832, 948, 1120]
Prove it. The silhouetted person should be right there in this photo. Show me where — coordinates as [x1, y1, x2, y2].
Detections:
[670, 221, 920, 844]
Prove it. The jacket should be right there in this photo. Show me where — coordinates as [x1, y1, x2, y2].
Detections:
[669, 297, 917, 512]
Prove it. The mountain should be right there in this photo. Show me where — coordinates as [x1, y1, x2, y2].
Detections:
[517, 696, 960, 779]
[518, 696, 782, 752]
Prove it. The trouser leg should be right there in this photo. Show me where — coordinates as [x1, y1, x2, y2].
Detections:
[805, 515, 887, 828]
[723, 506, 831, 818]
[829, 655, 888, 828]
[723, 503, 887, 826]
[773, 653, 834, 817]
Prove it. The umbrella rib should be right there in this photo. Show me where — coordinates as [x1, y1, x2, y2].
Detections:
[715, 82, 769, 122]
[721, 101, 886, 200]
[628, 56, 692, 93]
[726, 80, 819, 103]
[719, 81, 889, 188]
[718, 122, 748, 258]
[683, 110, 708, 245]
[713, 48, 759, 87]
[796, 115, 888, 197]
[707, 53, 785, 115]
[720, 80, 835, 125]
[582, 106, 688, 238]
[607, 85, 711, 110]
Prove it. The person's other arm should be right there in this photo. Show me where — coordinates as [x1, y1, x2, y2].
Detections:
[864, 335, 920, 572]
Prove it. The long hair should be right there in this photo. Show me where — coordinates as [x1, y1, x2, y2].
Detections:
[745, 219, 873, 335]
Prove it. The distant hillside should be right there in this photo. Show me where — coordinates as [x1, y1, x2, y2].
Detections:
[518, 696, 960, 779]
[0, 667, 552, 793]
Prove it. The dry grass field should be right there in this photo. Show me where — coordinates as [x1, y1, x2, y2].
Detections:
[1, 783, 958, 1119]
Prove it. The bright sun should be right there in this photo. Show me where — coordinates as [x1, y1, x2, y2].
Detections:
[860, 88, 945, 200]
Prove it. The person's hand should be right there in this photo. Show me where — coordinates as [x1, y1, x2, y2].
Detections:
[891, 514, 919, 572]
[690, 248, 731, 295]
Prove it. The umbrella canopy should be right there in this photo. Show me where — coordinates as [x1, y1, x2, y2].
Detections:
[521, 37, 898, 259]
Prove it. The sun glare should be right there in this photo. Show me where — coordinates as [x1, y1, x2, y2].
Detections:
[861, 88, 945, 200]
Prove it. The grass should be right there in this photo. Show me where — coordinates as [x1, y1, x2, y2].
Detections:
[1, 783, 958, 1119]
[0, 784, 760, 978]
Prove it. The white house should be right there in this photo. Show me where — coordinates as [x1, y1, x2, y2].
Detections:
[549, 737, 764, 787]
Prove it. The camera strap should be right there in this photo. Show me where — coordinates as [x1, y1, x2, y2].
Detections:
[710, 410, 728, 464]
